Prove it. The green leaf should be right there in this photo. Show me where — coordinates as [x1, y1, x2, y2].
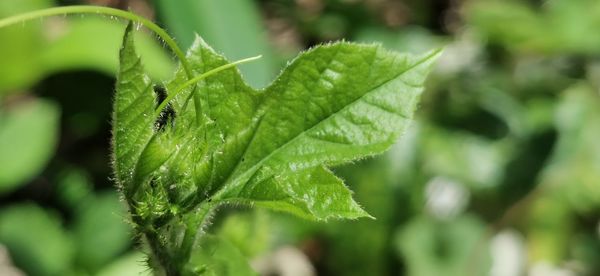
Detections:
[0, 1, 173, 95]
[96, 251, 148, 276]
[72, 192, 132, 273]
[466, 0, 600, 54]
[113, 23, 441, 222]
[55, 167, 93, 208]
[112, 23, 156, 193]
[238, 166, 371, 220]
[0, 98, 60, 194]
[217, 210, 270, 258]
[0, 0, 52, 93]
[40, 17, 174, 80]
[540, 83, 600, 211]
[0, 204, 74, 276]
[395, 215, 490, 276]
[420, 124, 509, 189]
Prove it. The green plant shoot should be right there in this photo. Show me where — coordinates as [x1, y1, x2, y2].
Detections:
[0, 6, 441, 275]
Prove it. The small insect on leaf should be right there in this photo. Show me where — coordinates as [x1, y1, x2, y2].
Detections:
[153, 85, 176, 131]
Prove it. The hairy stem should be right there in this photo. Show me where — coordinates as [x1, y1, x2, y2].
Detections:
[146, 203, 216, 276]
[176, 202, 215, 273]
[0, 5, 192, 78]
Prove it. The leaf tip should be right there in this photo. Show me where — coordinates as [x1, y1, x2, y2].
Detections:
[420, 47, 445, 68]
[352, 206, 375, 220]
[430, 47, 445, 59]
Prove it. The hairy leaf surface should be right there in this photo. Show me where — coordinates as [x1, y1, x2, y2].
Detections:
[112, 23, 155, 195]
[113, 24, 440, 222]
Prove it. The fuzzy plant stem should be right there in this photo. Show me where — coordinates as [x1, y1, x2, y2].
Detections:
[141, 202, 215, 276]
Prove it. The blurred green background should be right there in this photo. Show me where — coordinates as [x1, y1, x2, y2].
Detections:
[0, 0, 599, 275]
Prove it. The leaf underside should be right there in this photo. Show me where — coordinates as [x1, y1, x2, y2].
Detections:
[112, 23, 440, 223]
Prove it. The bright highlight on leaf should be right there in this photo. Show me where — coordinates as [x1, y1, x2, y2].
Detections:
[112, 21, 440, 273]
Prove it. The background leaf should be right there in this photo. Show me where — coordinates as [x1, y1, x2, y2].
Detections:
[96, 251, 149, 276]
[72, 191, 131, 273]
[466, 0, 600, 54]
[0, 204, 74, 276]
[0, 0, 174, 96]
[185, 235, 257, 276]
[395, 215, 490, 276]
[0, 0, 52, 93]
[0, 98, 59, 194]
[40, 17, 174, 80]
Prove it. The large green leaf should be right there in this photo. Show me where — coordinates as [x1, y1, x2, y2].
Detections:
[113, 23, 440, 222]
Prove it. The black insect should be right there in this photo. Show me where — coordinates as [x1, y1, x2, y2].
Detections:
[153, 85, 176, 131]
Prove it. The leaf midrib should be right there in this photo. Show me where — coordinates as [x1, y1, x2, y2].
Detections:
[213, 49, 440, 200]
[212, 44, 344, 197]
